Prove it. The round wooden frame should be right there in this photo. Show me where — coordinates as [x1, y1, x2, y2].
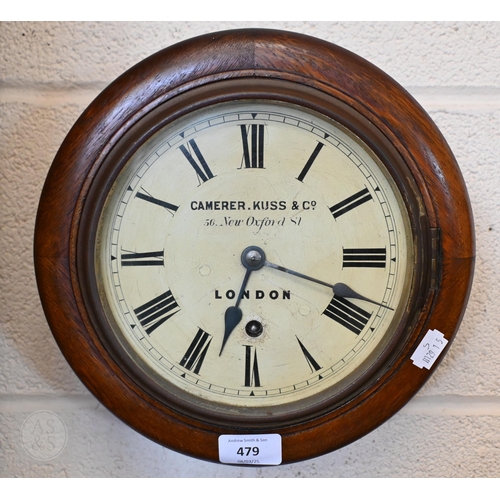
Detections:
[34, 29, 474, 464]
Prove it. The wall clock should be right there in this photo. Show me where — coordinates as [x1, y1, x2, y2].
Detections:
[34, 29, 474, 465]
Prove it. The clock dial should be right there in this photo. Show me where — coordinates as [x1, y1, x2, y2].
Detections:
[95, 100, 413, 415]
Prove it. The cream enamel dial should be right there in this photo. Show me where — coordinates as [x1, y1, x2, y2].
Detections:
[96, 100, 413, 414]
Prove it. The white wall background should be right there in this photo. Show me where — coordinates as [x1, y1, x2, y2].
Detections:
[0, 21, 498, 478]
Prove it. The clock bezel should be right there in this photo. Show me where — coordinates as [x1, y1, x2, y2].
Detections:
[34, 29, 474, 463]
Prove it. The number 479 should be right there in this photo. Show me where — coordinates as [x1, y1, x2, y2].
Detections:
[237, 446, 259, 456]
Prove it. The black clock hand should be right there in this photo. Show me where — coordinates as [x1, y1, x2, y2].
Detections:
[220, 267, 252, 355]
[263, 260, 393, 310]
[220, 246, 267, 356]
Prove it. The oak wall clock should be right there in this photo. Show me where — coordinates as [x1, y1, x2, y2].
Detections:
[34, 29, 474, 465]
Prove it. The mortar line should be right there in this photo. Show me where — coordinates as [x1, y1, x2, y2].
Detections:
[2, 394, 500, 416]
[2, 85, 500, 111]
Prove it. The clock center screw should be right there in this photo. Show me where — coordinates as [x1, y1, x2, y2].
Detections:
[245, 320, 264, 338]
[241, 246, 266, 270]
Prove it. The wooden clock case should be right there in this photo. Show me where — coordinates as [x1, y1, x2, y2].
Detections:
[34, 29, 474, 464]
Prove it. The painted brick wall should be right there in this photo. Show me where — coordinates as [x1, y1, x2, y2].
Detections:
[0, 21, 497, 477]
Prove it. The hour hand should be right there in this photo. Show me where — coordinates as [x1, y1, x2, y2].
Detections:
[220, 269, 250, 356]
[219, 246, 267, 355]
[263, 260, 393, 310]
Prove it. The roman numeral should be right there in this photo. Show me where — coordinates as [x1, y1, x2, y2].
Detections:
[244, 345, 261, 388]
[323, 296, 371, 335]
[135, 190, 178, 213]
[133, 290, 180, 335]
[342, 248, 387, 268]
[180, 328, 212, 375]
[296, 142, 325, 182]
[240, 124, 265, 169]
[296, 337, 322, 372]
[329, 188, 372, 219]
[121, 250, 164, 267]
[179, 139, 214, 183]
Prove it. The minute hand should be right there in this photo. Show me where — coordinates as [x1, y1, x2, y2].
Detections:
[263, 261, 393, 310]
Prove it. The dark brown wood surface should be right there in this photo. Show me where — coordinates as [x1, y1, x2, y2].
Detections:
[34, 29, 475, 464]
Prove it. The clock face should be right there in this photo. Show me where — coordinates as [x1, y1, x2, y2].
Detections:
[95, 100, 414, 418]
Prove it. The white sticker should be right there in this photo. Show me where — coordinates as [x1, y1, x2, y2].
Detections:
[218, 434, 282, 465]
[411, 329, 448, 369]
